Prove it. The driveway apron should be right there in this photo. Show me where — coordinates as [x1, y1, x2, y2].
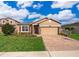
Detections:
[42, 35, 79, 51]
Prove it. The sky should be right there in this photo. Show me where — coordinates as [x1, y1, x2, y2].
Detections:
[0, 1, 79, 25]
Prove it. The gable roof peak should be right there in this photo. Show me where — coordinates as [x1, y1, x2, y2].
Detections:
[42, 17, 61, 24]
[31, 17, 61, 24]
[0, 17, 21, 23]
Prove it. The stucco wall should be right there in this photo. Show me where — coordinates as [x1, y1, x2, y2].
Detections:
[39, 19, 61, 27]
[0, 18, 20, 25]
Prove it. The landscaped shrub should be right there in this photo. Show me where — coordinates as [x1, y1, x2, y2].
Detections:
[2, 23, 15, 35]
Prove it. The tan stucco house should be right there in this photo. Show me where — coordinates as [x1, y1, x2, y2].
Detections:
[0, 17, 61, 36]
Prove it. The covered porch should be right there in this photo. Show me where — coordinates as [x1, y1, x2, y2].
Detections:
[32, 24, 41, 35]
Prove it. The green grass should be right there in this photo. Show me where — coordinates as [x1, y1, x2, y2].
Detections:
[0, 35, 45, 52]
[69, 34, 79, 40]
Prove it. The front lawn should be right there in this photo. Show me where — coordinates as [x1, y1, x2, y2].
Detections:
[0, 35, 45, 52]
[69, 34, 79, 40]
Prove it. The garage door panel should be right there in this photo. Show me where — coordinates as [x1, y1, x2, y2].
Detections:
[40, 27, 58, 36]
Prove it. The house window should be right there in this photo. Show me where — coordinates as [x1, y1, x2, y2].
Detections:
[21, 25, 29, 32]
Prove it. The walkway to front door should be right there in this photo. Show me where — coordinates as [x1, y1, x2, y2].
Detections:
[42, 35, 79, 51]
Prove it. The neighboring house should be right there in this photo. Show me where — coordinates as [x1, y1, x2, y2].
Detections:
[0, 17, 61, 36]
[62, 22, 79, 34]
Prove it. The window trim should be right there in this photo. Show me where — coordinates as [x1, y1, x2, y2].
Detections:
[21, 25, 29, 32]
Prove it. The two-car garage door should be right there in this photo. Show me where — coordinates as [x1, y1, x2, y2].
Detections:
[40, 27, 59, 36]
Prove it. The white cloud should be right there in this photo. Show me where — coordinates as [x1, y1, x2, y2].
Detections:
[17, 1, 33, 8]
[61, 18, 79, 25]
[28, 12, 42, 19]
[70, 18, 79, 23]
[33, 10, 77, 25]
[33, 15, 46, 22]
[10, 8, 29, 20]
[29, 9, 79, 25]
[47, 10, 78, 25]
[0, 1, 43, 22]
[51, 1, 78, 9]
[0, 1, 30, 22]
[76, 4, 79, 10]
[33, 3, 43, 9]
[47, 10, 75, 20]
[57, 10, 75, 20]
[0, 1, 12, 11]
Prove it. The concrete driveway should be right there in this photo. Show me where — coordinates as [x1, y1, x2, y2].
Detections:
[42, 35, 79, 51]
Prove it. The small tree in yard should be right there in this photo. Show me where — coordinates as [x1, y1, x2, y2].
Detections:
[2, 23, 15, 35]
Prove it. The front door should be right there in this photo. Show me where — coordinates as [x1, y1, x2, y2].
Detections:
[34, 25, 39, 34]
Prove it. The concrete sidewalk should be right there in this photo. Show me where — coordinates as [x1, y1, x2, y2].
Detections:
[0, 51, 49, 57]
[50, 50, 79, 57]
[0, 50, 79, 57]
